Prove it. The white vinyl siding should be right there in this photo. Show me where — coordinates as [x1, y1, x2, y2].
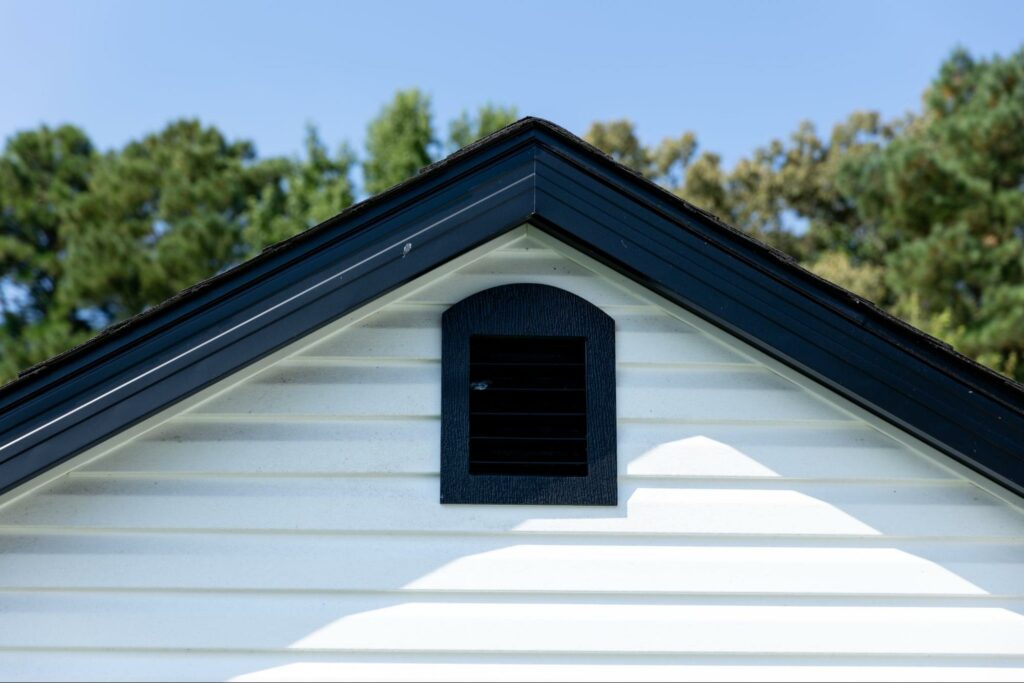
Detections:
[0, 226, 1022, 681]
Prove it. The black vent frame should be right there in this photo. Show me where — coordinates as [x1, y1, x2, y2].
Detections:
[441, 284, 616, 505]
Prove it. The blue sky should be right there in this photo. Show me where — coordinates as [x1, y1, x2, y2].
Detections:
[1, 0, 1021, 169]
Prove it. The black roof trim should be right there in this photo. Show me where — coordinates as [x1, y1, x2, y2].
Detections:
[1, 117, 1022, 497]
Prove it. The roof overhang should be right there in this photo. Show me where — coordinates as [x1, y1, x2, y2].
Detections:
[1, 118, 1023, 497]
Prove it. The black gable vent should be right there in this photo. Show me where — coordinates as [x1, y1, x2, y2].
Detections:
[441, 283, 616, 506]
[468, 335, 587, 477]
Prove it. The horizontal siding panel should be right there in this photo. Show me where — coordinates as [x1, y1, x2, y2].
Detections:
[4, 478, 1019, 538]
[1, 533, 1022, 596]
[616, 423, 955, 481]
[299, 306, 751, 366]
[618, 367, 850, 422]
[497, 234, 555, 251]
[83, 422, 953, 482]
[4, 233, 1024, 678]
[2, 592, 1024, 655]
[2, 652, 1023, 683]
[87, 420, 441, 475]
[299, 306, 444, 360]
[193, 364, 848, 422]
[403, 251, 648, 307]
[611, 312, 752, 366]
[193, 363, 439, 417]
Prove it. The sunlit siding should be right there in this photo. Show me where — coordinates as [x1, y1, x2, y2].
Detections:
[0, 226, 1023, 682]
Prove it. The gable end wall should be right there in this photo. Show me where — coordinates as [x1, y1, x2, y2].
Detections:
[0, 226, 1022, 681]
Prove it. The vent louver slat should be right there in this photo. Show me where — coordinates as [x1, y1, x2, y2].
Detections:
[468, 336, 587, 477]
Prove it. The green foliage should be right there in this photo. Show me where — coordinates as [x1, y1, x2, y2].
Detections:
[364, 91, 515, 194]
[448, 104, 519, 151]
[585, 120, 653, 174]
[585, 46, 1024, 381]
[806, 250, 886, 303]
[0, 95, 519, 383]
[0, 125, 97, 378]
[842, 48, 1024, 377]
[61, 120, 280, 321]
[245, 126, 356, 252]
[363, 89, 436, 196]
[0, 120, 284, 381]
[2, 52, 1023, 385]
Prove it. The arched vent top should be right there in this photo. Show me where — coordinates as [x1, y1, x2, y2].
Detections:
[441, 284, 617, 506]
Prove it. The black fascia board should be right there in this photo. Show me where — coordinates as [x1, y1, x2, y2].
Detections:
[0, 117, 1022, 499]
[0, 125, 539, 494]
[528, 134, 1024, 495]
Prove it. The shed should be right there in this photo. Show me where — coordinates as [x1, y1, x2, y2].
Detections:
[1, 118, 1023, 681]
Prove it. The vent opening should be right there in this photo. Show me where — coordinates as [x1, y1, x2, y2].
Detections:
[468, 335, 587, 477]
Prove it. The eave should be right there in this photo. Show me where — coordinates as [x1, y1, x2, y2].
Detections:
[1, 118, 1022, 497]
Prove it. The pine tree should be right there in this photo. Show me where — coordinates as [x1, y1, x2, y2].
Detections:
[363, 90, 436, 196]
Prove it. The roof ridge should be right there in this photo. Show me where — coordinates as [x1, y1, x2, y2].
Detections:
[0, 116, 1022, 498]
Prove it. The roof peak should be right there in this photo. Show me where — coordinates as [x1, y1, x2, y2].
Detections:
[1, 116, 1022, 499]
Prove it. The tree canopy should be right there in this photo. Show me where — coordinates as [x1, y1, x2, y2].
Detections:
[1, 47, 1022, 384]
[585, 47, 1024, 380]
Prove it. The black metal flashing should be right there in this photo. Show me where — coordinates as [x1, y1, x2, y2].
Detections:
[1, 117, 1022, 498]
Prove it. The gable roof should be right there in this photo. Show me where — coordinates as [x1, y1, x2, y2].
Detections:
[1, 117, 1023, 498]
